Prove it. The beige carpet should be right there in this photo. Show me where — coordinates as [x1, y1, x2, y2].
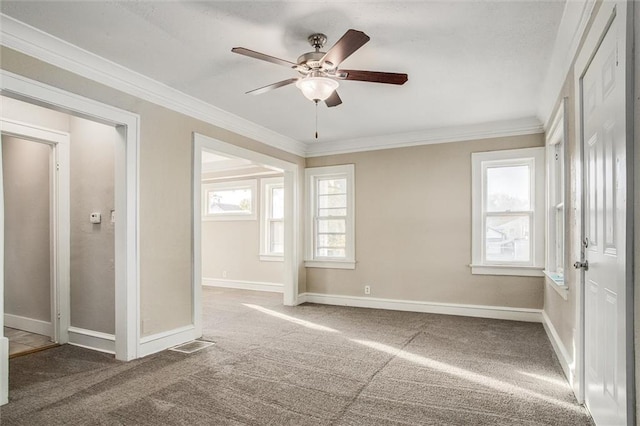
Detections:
[2, 288, 592, 425]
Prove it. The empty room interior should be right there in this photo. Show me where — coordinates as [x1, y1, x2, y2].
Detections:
[0, 1, 638, 425]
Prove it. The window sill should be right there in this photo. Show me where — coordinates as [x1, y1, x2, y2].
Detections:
[469, 264, 544, 277]
[305, 260, 356, 270]
[543, 270, 568, 300]
[259, 254, 284, 262]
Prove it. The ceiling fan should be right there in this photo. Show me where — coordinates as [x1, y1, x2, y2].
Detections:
[231, 29, 408, 107]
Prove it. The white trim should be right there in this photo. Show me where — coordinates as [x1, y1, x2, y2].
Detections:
[0, 119, 71, 345]
[469, 265, 544, 277]
[138, 325, 198, 358]
[260, 176, 285, 258]
[0, 14, 306, 157]
[0, 116, 5, 406]
[67, 326, 115, 355]
[299, 292, 542, 323]
[202, 278, 283, 293]
[1, 70, 140, 362]
[193, 133, 301, 317]
[541, 310, 573, 385]
[305, 117, 543, 157]
[202, 179, 257, 221]
[538, 0, 597, 126]
[259, 254, 284, 262]
[304, 164, 356, 266]
[4, 314, 52, 337]
[544, 100, 567, 290]
[0, 337, 7, 405]
[304, 260, 356, 270]
[471, 147, 546, 275]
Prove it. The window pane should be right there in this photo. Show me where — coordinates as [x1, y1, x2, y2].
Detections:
[555, 206, 564, 273]
[317, 233, 346, 249]
[270, 220, 284, 254]
[486, 165, 530, 212]
[316, 248, 346, 258]
[319, 194, 346, 209]
[318, 178, 346, 195]
[485, 215, 530, 262]
[208, 188, 252, 214]
[318, 219, 346, 233]
[271, 187, 284, 219]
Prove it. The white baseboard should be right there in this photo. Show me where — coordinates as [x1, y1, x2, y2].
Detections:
[4, 313, 52, 337]
[298, 292, 542, 323]
[0, 336, 8, 405]
[138, 325, 199, 358]
[541, 310, 573, 383]
[203, 278, 283, 293]
[68, 326, 115, 355]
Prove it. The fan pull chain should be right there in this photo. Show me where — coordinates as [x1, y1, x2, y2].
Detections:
[315, 100, 319, 139]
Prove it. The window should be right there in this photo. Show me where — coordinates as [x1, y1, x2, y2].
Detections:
[202, 179, 257, 221]
[471, 147, 545, 276]
[544, 102, 567, 294]
[305, 164, 355, 269]
[260, 177, 284, 261]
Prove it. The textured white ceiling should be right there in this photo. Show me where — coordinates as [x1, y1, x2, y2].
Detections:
[0, 1, 565, 146]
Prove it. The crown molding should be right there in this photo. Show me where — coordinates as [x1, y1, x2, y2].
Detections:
[537, 0, 596, 128]
[305, 116, 544, 157]
[0, 14, 307, 157]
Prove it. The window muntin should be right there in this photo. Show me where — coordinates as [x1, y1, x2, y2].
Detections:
[305, 165, 355, 268]
[471, 147, 544, 276]
[202, 179, 257, 221]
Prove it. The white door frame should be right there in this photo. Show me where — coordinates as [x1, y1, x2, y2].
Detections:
[192, 133, 300, 335]
[0, 70, 140, 369]
[1, 119, 71, 345]
[572, 1, 634, 419]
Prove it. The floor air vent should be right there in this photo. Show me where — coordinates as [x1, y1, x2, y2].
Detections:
[169, 340, 215, 354]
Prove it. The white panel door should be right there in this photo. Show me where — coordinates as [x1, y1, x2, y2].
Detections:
[581, 10, 627, 426]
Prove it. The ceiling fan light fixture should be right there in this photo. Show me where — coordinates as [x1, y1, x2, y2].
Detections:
[296, 76, 339, 102]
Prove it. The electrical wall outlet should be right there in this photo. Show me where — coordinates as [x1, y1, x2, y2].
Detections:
[364, 285, 371, 295]
[222, 270, 228, 278]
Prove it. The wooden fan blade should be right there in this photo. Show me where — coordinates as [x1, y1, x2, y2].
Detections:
[325, 91, 342, 107]
[231, 47, 297, 68]
[320, 29, 370, 67]
[338, 69, 408, 85]
[246, 78, 298, 95]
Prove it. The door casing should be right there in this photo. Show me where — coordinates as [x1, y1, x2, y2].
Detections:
[572, 2, 634, 423]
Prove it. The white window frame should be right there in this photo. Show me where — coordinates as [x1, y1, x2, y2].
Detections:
[544, 100, 568, 298]
[305, 164, 355, 269]
[260, 176, 284, 261]
[471, 147, 545, 276]
[202, 179, 257, 221]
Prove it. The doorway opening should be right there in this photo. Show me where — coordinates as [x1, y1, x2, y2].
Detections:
[1, 71, 140, 406]
[2, 120, 70, 358]
[192, 133, 300, 339]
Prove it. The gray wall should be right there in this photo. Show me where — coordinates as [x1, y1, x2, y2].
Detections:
[69, 117, 116, 334]
[3, 136, 52, 323]
[306, 133, 545, 308]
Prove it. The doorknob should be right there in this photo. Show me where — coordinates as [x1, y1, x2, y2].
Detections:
[573, 260, 589, 271]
